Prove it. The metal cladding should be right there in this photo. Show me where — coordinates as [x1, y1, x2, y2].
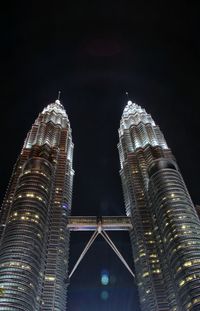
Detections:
[0, 100, 74, 310]
[118, 101, 200, 311]
[1, 96, 200, 311]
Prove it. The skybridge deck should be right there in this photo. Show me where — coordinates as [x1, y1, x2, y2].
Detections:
[67, 216, 133, 231]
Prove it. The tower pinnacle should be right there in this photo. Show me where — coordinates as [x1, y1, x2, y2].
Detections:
[57, 90, 61, 101]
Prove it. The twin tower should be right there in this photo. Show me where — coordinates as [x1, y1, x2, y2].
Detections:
[0, 99, 200, 311]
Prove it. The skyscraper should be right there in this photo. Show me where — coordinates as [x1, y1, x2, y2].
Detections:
[1, 97, 200, 311]
[118, 100, 200, 311]
[0, 99, 74, 310]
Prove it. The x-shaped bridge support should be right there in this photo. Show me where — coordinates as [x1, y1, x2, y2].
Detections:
[67, 216, 135, 280]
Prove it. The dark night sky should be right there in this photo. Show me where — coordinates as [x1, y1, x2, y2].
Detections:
[1, 2, 200, 310]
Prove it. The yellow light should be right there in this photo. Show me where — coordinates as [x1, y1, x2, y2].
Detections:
[45, 276, 55, 281]
[142, 272, 149, 277]
[184, 261, 192, 267]
[179, 280, 185, 287]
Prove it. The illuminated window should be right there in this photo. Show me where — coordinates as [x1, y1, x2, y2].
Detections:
[45, 276, 55, 281]
[183, 261, 192, 267]
[149, 254, 157, 258]
[142, 272, 149, 277]
[193, 297, 200, 305]
[26, 193, 34, 198]
[153, 269, 161, 274]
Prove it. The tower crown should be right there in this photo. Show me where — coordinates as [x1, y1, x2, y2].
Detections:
[123, 100, 144, 116]
[42, 99, 67, 117]
[24, 99, 72, 149]
[119, 100, 155, 135]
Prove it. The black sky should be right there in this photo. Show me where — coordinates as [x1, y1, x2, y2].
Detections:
[1, 1, 200, 310]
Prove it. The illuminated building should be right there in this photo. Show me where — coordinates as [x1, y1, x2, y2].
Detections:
[1, 96, 200, 311]
[195, 205, 200, 219]
[118, 100, 200, 311]
[0, 99, 74, 310]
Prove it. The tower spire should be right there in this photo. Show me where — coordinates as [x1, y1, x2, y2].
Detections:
[125, 91, 129, 101]
[57, 90, 61, 101]
[125, 91, 134, 105]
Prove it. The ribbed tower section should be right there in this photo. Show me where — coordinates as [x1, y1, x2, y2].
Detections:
[0, 99, 74, 311]
[118, 101, 200, 311]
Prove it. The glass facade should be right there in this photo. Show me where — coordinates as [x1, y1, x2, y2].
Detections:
[1, 98, 200, 311]
[0, 100, 74, 310]
[118, 101, 200, 311]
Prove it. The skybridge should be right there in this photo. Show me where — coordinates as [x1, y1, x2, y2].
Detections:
[67, 216, 135, 280]
[67, 216, 133, 231]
